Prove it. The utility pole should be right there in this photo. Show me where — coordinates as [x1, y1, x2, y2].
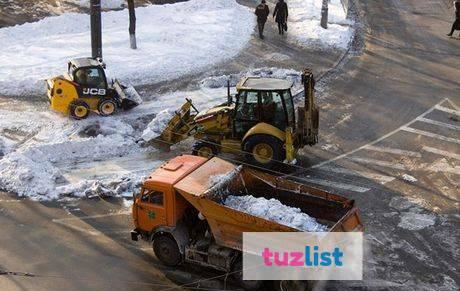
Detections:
[320, 0, 328, 29]
[127, 0, 137, 49]
[90, 0, 103, 59]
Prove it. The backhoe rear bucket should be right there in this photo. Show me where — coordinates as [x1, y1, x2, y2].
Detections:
[114, 80, 142, 110]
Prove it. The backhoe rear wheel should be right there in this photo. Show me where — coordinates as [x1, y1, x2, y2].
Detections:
[98, 99, 117, 116]
[153, 235, 181, 267]
[192, 141, 218, 158]
[69, 100, 90, 120]
[243, 135, 285, 169]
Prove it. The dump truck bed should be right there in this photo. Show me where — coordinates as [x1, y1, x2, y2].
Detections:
[173, 157, 363, 251]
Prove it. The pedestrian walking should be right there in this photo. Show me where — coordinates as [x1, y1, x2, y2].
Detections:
[273, 0, 288, 35]
[447, 0, 460, 37]
[255, 0, 270, 39]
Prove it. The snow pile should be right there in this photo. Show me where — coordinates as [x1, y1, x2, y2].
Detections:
[0, 0, 254, 96]
[402, 174, 418, 183]
[67, 0, 125, 9]
[224, 195, 328, 232]
[0, 133, 141, 200]
[141, 109, 175, 141]
[287, 0, 353, 49]
[200, 68, 302, 89]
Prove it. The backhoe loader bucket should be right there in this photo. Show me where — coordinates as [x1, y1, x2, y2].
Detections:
[114, 80, 142, 110]
[149, 99, 199, 149]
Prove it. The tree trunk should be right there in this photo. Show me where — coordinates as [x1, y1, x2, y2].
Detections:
[321, 0, 328, 29]
[128, 0, 137, 49]
[90, 0, 103, 58]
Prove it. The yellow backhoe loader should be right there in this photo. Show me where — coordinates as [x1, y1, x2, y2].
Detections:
[148, 69, 319, 168]
[46, 57, 142, 119]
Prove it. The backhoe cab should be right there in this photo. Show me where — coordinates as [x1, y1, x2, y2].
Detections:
[150, 69, 319, 169]
[46, 57, 141, 119]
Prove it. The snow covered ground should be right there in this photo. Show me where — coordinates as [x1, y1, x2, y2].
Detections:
[67, 0, 125, 10]
[0, 0, 254, 96]
[0, 68, 300, 201]
[287, 0, 353, 49]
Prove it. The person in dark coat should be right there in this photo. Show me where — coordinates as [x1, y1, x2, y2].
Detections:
[255, 0, 270, 39]
[447, 0, 460, 37]
[273, 0, 288, 35]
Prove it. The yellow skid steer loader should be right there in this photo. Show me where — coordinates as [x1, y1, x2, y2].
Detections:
[46, 57, 142, 119]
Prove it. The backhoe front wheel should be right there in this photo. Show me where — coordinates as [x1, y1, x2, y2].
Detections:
[69, 100, 90, 120]
[153, 235, 181, 267]
[98, 99, 117, 116]
[243, 135, 285, 169]
[192, 141, 218, 158]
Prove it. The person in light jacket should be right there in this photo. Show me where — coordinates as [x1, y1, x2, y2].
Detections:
[273, 0, 288, 35]
[255, 0, 270, 39]
[447, 0, 460, 37]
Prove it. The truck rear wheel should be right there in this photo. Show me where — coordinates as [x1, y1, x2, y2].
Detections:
[232, 260, 263, 290]
[153, 235, 181, 267]
[98, 99, 117, 116]
[243, 135, 285, 168]
[192, 141, 218, 158]
[69, 100, 90, 120]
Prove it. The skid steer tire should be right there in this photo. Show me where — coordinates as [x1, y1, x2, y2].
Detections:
[243, 134, 285, 169]
[153, 235, 181, 267]
[98, 99, 117, 116]
[192, 141, 218, 158]
[69, 100, 90, 120]
[232, 259, 263, 291]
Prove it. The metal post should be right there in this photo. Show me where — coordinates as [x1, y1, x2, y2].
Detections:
[128, 0, 137, 49]
[320, 0, 328, 29]
[90, 0, 102, 59]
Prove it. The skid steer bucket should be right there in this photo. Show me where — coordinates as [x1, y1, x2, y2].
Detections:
[114, 80, 142, 110]
[149, 99, 200, 150]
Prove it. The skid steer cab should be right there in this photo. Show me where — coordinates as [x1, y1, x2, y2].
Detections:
[46, 57, 142, 119]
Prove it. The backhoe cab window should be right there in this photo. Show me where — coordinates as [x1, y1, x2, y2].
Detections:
[235, 91, 258, 121]
[261, 91, 286, 129]
[74, 67, 106, 89]
[141, 189, 164, 206]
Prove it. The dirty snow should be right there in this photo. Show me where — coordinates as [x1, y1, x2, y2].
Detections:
[141, 109, 175, 142]
[288, 0, 353, 49]
[224, 195, 328, 232]
[67, 0, 125, 9]
[402, 174, 418, 183]
[0, 0, 254, 96]
[398, 213, 436, 231]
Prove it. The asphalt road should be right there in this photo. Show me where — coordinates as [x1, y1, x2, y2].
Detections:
[1, 0, 459, 290]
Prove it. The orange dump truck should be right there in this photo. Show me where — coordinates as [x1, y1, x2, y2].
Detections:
[131, 155, 363, 287]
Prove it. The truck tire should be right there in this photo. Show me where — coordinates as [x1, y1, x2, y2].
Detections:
[192, 141, 218, 158]
[69, 100, 90, 120]
[98, 99, 117, 116]
[243, 134, 285, 169]
[153, 235, 181, 267]
[232, 260, 263, 291]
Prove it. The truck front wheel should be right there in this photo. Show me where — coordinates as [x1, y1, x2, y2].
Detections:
[153, 235, 181, 267]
